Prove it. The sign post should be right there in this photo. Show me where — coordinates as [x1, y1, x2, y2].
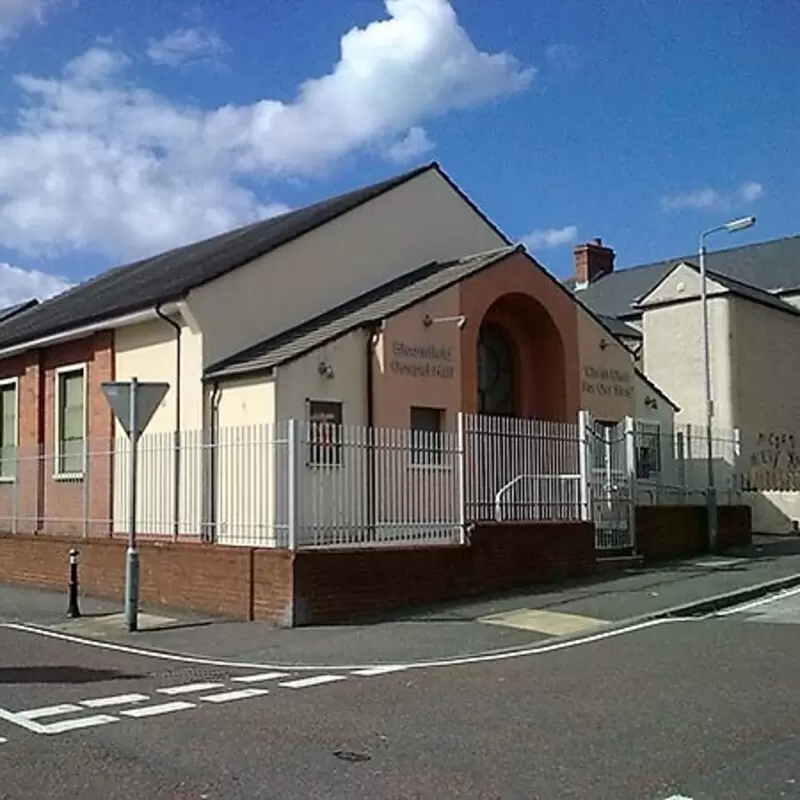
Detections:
[101, 378, 169, 632]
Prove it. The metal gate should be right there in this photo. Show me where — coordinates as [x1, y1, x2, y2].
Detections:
[586, 419, 635, 552]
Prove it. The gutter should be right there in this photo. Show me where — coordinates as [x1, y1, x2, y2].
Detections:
[155, 304, 182, 540]
[364, 320, 382, 541]
[0, 302, 183, 360]
[204, 382, 223, 543]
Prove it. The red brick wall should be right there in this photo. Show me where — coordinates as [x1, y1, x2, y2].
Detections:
[636, 504, 752, 563]
[0, 333, 115, 538]
[0, 534, 294, 623]
[293, 521, 597, 625]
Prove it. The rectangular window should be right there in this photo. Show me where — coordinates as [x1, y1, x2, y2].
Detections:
[636, 422, 662, 479]
[0, 380, 18, 480]
[56, 366, 86, 476]
[307, 400, 343, 467]
[410, 406, 445, 465]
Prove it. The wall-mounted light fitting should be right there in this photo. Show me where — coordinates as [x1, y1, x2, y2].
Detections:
[644, 396, 658, 410]
[423, 314, 467, 330]
[318, 361, 334, 379]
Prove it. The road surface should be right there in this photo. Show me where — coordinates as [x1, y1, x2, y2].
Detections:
[0, 587, 798, 798]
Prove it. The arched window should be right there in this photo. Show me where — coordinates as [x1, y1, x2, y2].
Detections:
[477, 324, 515, 416]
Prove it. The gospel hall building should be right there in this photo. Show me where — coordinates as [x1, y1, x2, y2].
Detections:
[0, 162, 675, 543]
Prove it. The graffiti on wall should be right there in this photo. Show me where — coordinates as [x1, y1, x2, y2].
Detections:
[743, 431, 800, 491]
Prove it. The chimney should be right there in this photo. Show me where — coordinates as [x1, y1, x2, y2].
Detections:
[574, 238, 615, 285]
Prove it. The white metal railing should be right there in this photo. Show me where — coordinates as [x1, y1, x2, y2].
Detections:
[463, 413, 581, 523]
[0, 411, 755, 551]
[493, 473, 582, 522]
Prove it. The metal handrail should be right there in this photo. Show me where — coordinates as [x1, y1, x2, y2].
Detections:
[494, 473, 581, 522]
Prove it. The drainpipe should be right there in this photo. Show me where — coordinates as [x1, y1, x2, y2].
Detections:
[364, 321, 381, 540]
[206, 381, 222, 543]
[155, 304, 182, 540]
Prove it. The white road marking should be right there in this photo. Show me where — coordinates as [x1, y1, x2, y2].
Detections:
[81, 693, 149, 709]
[352, 665, 409, 676]
[1, 616, 683, 673]
[42, 715, 118, 734]
[200, 688, 269, 703]
[17, 704, 82, 720]
[231, 672, 290, 683]
[121, 701, 195, 718]
[279, 675, 348, 689]
[714, 584, 800, 617]
[663, 795, 694, 799]
[0, 737, 6, 744]
[158, 682, 225, 695]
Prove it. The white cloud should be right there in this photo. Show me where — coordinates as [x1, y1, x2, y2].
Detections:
[383, 126, 435, 163]
[147, 27, 227, 67]
[661, 181, 766, 212]
[0, 0, 533, 262]
[522, 225, 578, 250]
[0, 261, 70, 306]
[545, 44, 580, 73]
[739, 181, 765, 203]
[0, 0, 60, 41]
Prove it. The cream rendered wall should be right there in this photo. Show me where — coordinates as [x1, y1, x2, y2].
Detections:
[212, 375, 278, 545]
[187, 169, 506, 369]
[273, 330, 368, 544]
[729, 296, 800, 533]
[577, 310, 636, 422]
[112, 317, 204, 538]
[641, 296, 733, 430]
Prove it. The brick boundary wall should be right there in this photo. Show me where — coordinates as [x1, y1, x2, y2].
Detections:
[292, 521, 597, 625]
[0, 509, 751, 626]
[0, 535, 294, 625]
[635, 504, 752, 563]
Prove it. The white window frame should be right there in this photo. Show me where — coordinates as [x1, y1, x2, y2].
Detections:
[305, 398, 344, 468]
[54, 363, 88, 480]
[0, 377, 19, 483]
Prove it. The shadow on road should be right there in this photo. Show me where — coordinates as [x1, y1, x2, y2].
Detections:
[0, 666, 144, 684]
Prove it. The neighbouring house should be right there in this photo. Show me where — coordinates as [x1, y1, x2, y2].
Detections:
[568, 234, 800, 533]
[0, 162, 677, 547]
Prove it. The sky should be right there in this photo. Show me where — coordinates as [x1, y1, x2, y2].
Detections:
[0, 0, 797, 306]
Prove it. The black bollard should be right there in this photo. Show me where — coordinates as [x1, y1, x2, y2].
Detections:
[66, 548, 81, 618]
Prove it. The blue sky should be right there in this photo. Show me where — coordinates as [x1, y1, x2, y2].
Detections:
[0, 0, 797, 305]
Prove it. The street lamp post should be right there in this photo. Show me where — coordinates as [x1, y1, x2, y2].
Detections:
[699, 215, 756, 550]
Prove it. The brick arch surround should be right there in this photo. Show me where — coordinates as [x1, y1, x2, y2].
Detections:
[480, 293, 566, 419]
[458, 250, 580, 422]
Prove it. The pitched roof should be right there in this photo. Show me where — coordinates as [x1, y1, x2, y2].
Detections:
[572, 234, 800, 319]
[635, 261, 800, 318]
[205, 246, 520, 379]
[0, 163, 439, 351]
[0, 299, 38, 323]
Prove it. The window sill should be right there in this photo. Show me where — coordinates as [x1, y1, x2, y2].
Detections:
[0, 476, 16, 484]
[53, 472, 85, 482]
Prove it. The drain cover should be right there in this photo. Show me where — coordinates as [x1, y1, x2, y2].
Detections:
[333, 750, 371, 763]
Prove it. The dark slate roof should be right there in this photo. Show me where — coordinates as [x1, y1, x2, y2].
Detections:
[636, 261, 800, 317]
[0, 299, 38, 323]
[598, 314, 642, 339]
[206, 246, 520, 379]
[572, 234, 800, 319]
[0, 163, 439, 351]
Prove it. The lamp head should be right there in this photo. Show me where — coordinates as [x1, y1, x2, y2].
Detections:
[724, 216, 756, 233]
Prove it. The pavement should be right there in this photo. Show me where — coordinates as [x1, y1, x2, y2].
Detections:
[2, 534, 797, 669]
[0, 575, 799, 797]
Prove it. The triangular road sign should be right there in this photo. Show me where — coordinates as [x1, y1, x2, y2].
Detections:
[101, 381, 170, 439]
